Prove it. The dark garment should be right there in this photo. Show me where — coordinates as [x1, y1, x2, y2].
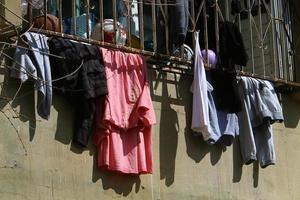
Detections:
[210, 69, 242, 113]
[231, 0, 270, 17]
[219, 21, 248, 69]
[157, 0, 189, 54]
[231, 0, 243, 15]
[49, 38, 108, 147]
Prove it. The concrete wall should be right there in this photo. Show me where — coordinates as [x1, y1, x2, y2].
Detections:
[1, 1, 300, 200]
[1, 59, 300, 200]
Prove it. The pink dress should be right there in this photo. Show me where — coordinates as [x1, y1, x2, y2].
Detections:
[94, 48, 156, 174]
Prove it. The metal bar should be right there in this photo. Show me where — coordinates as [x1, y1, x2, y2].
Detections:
[139, 0, 144, 50]
[58, 0, 62, 32]
[203, 0, 209, 67]
[28, 0, 33, 24]
[279, 0, 288, 81]
[258, 0, 266, 76]
[274, 0, 283, 79]
[151, 0, 157, 52]
[29, 27, 300, 88]
[191, 0, 195, 51]
[99, 0, 103, 41]
[164, 0, 169, 55]
[270, 0, 278, 78]
[30, 28, 193, 65]
[195, 0, 204, 25]
[215, 2, 220, 60]
[285, 2, 294, 81]
[126, 0, 131, 47]
[86, 0, 90, 39]
[247, 0, 255, 73]
[44, 0, 47, 29]
[72, 0, 76, 35]
[225, 0, 230, 21]
[112, 0, 117, 44]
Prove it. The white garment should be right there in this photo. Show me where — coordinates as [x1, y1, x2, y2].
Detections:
[11, 32, 52, 120]
[191, 31, 210, 140]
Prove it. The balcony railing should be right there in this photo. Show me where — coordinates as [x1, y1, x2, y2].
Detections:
[0, 0, 298, 87]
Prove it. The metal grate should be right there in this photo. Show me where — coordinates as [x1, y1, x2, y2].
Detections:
[0, 0, 298, 86]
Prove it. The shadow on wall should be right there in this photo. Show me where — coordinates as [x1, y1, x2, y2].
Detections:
[177, 75, 223, 165]
[281, 93, 300, 128]
[52, 95, 75, 145]
[91, 152, 142, 196]
[158, 72, 179, 186]
[0, 49, 37, 141]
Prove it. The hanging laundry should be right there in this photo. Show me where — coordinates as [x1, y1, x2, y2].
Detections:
[219, 21, 248, 69]
[210, 69, 242, 113]
[237, 77, 283, 168]
[48, 38, 108, 147]
[191, 32, 240, 146]
[191, 31, 211, 140]
[216, 110, 239, 146]
[93, 48, 156, 175]
[11, 32, 52, 120]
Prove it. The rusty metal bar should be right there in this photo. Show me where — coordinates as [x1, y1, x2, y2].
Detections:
[100, 0, 104, 41]
[126, 0, 131, 47]
[85, 0, 90, 39]
[203, 0, 209, 67]
[247, 0, 255, 73]
[270, 0, 278, 78]
[191, 0, 195, 50]
[195, 0, 204, 25]
[28, 0, 33, 24]
[139, 0, 144, 50]
[44, 0, 47, 29]
[258, 0, 266, 76]
[151, 0, 157, 52]
[164, 0, 169, 55]
[30, 28, 192, 64]
[58, 0, 62, 32]
[280, 2, 288, 81]
[72, 0, 76, 35]
[225, 0, 230, 21]
[215, 2, 220, 60]
[112, 0, 117, 44]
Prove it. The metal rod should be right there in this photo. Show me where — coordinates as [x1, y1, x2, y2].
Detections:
[99, 0, 103, 41]
[112, 0, 117, 44]
[28, 0, 33, 24]
[164, 0, 169, 55]
[151, 0, 157, 52]
[72, 0, 76, 35]
[225, 0, 230, 21]
[285, 2, 294, 81]
[139, 0, 144, 50]
[203, 0, 209, 66]
[44, 0, 47, 29]
[86, 0, 90, 39]
[274, 0, 283, 79]
[195, 0, 204, 25]
[58, 0, 62, 33]
[126, 0, 131, 47]
[270, 0, 278, 78]
[258, 0, 266, 77]
[191, 0, 195, 50]
[247, 0, 255, 73]
[30, 28, 193, 65]
[215, 1, 220, 59]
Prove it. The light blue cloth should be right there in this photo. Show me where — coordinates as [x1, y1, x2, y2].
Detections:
[217, 110, 239, 146]
[11, 32, 52, 120]
[237, 76, 283, 168]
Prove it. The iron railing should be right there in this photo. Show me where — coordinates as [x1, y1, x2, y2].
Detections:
[1, 0, 297, 85]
